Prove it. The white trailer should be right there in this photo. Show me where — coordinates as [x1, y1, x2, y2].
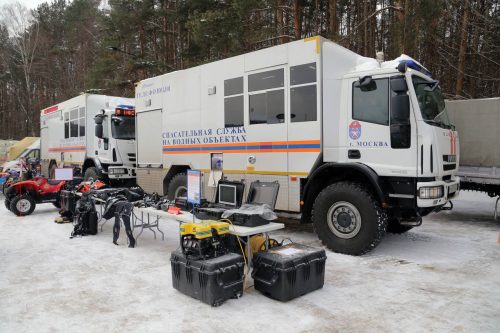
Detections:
[40, 94, 136, 182]
[135, 36, 460, 255]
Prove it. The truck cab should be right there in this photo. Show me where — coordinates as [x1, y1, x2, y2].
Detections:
[304, 54, 460, 253]
[89, 105, 136, 182]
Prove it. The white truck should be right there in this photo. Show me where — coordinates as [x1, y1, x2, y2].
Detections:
[134, 36, 460, 255]
[40, 94, 137, 183]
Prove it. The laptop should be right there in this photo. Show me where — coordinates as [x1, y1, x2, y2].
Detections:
[196, 180, 244, 220]
[230, 181, 280, 227]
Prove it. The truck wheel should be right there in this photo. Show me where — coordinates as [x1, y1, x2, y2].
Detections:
[312, 182, 387, 255]
[167, 173, 187, 200]
[49, 163, 57, 179]
[10, 194, 36, 216]
[4, 198, 11, 211]
[84, 167, 98, 182]
[386, 219, 414, 234]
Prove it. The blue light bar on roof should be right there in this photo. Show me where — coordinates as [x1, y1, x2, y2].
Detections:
[116, 104, 134, 110]
[397, 60, 432, 77]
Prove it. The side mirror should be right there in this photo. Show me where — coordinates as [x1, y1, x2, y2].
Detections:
[391, 95, 410, 124]
[390, 76, 408, 93]
[95, 123, 103, 138]
[390, 94, 411, 149]
[354, 76, 376, 91]
[94, 114, 104, 125]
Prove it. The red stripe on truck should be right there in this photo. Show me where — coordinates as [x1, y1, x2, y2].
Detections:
[42, 105, 59, 115]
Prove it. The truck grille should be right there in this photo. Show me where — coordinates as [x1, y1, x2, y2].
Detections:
[442, 155, 457, 163]
[443, 164, 456, 171]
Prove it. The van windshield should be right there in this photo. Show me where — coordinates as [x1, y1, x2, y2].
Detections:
[412, 76, 452, 129]
[111, 116, 135, 140]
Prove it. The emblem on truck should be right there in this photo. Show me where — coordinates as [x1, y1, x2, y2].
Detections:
[349, 121, 361, 140]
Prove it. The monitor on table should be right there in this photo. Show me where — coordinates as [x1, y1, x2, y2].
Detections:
[218, 184, 237, 206]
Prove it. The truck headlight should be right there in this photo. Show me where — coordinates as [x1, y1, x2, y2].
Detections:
[419, 186, 444, 199]
[109, 168, 127, 175]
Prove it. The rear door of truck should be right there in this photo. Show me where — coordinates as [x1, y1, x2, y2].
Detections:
[137, 109, 163, 167]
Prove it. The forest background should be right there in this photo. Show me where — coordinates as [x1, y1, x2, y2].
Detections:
[0, 0, 498, 139]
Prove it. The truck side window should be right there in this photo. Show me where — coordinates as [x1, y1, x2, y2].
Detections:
[290, 63, 317, 122]
[70, 108, 79, 137]
[79, 107, 85, 137]
[224, 77, 243, 127]
[64, 112, 69, 139]
[352, 78, 389, 125]
[248, 68, 285, 124]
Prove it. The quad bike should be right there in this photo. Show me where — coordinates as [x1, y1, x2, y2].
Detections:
[3, 158, 70, 216]
[4, 176, 67, 216]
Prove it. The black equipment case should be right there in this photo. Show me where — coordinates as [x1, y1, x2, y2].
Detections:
[231, 181, 280, 227]
[252, 243, 326, 301]
[60, 190, 79, 215]
[170, 250, 245, 306]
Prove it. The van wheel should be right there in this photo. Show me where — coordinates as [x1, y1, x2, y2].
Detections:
[386, 218, 414, 233]
[10, 194, 36, 216]
[167, 173, 187, 200]
[312, 182, 387, 255]
[84, 167, 98, 182]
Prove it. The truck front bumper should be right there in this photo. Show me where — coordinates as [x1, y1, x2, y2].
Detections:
[107, 166, 136, 179]
[416, 176, 460, 208]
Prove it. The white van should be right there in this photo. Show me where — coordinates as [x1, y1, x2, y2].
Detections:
[1, 139, 40, 173]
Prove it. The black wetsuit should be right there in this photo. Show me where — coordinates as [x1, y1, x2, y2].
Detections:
[112, 201, 135, 248]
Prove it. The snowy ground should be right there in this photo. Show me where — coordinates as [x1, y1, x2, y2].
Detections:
[1, 191, 499, 333]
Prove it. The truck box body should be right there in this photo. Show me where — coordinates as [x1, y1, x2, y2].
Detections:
[447, 98, 500, 167]
[40, 94, 136, 180]
[136, 37, 458, 210]
[447, 98, 500, 196]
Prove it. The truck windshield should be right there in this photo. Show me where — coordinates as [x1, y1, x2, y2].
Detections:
[111, 116, 135, 140]
[412, 76, 452, 129]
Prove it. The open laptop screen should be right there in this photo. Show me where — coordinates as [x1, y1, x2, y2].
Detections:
[250, 185, 276, 206]
[219, 184, 237, 206]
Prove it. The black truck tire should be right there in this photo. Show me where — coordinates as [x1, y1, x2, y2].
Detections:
[49, 163, 57, 179]
[84, 167, 99, 182]
[4, 198, 11, 211]
[10, 194, 36, 216]
[167, 173, 187, 200]
[312, 182, 387, 255]
[386, 219, 414, 233]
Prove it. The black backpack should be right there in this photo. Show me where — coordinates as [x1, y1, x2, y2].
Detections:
[70, 194, 98, 238]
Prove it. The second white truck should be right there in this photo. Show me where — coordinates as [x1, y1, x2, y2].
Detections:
[40, 94, 137, 183]
[134, 36, 460, 255]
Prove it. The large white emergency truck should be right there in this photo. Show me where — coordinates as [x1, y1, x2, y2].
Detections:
[134, 36, 460, 255]
[40, 94, 137, 183]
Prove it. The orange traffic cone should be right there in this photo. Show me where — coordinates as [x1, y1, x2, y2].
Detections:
[497, 231, 500, 244]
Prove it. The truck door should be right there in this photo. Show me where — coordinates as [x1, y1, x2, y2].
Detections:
[137, 109, 163, 167]
[40, 127, 48, 160]
[287, 62, 321, 212]
[347, 76, 417, 178]
[245, 66, 289, 210]
[95, 115, 111, 162]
